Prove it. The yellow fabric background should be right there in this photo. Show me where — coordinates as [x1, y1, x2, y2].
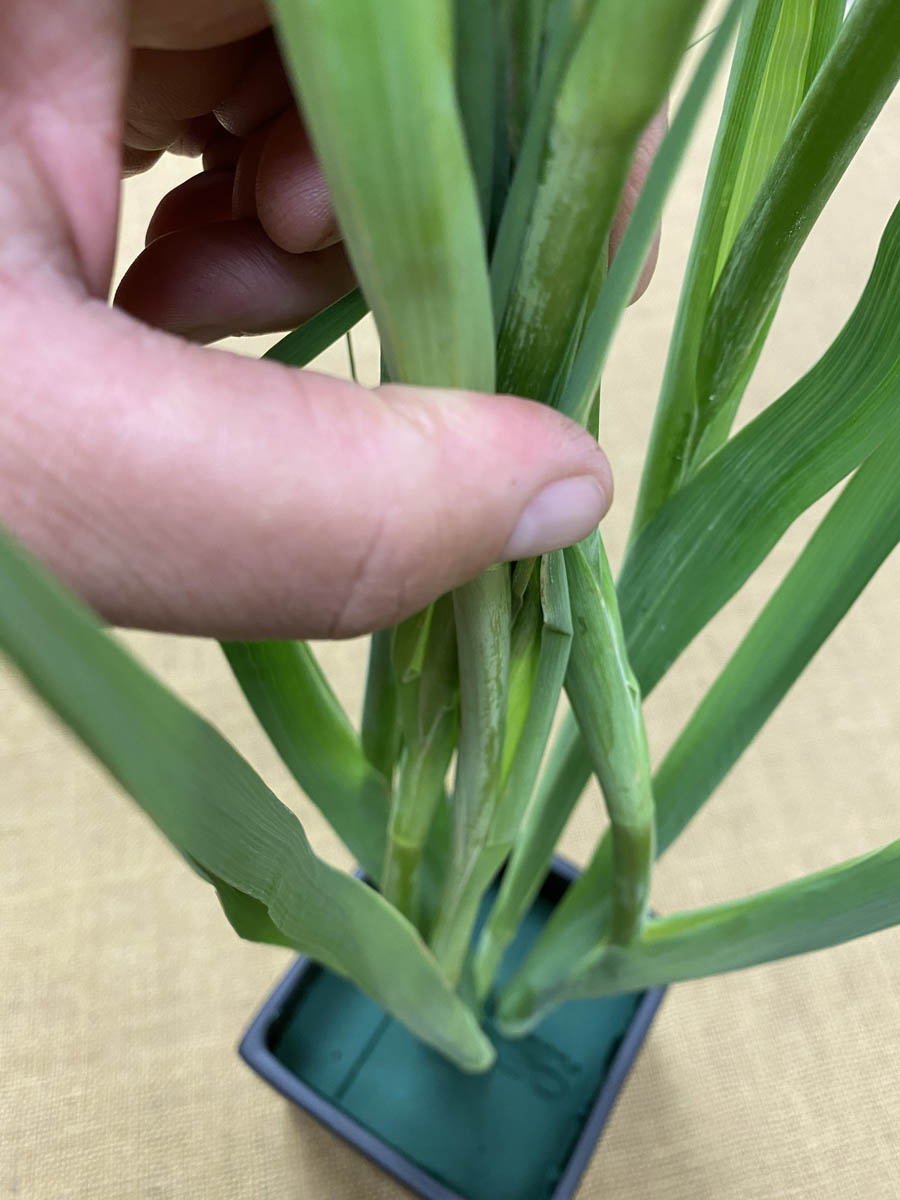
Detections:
[2, 56, 900, 1200]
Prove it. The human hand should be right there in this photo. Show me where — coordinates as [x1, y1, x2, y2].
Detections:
[0, 1, 657, 640]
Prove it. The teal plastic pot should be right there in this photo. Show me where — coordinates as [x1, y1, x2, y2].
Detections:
[239, 857, 665, 1200]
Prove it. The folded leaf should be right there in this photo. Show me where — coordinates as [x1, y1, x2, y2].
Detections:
[0, 528, 493, 1071]
[499, 414, 900, 1024]
[499, 837, 900, 1032]
[498, 0, 707, 406]
[222, 641, 389, 881]
[272, 0, 495, 391]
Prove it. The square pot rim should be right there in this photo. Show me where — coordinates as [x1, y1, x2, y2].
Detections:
[238, 856, 666, 1200]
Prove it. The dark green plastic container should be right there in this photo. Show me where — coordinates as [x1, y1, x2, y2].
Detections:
[239, 858, 665, 1200]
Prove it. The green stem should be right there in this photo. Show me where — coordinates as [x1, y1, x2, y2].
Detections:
[498, 0, 705, 406]
[361, 629, 401, 781]
[564, 533, 654, 945]
[381, 599, 458, 920]
[470, 550, 572, 1000]
[430, 565, 511, 984]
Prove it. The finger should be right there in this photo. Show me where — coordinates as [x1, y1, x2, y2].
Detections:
[2, 290, 613, 640]
[145, 167, 236, 244]
[609, 107, 667, 303]
[213, 35, 292, 139]
[123, 40, 255, 155]
[114, 219, 355, 342]
[254, 108, 339, 252]
[129, 1, 270, 51]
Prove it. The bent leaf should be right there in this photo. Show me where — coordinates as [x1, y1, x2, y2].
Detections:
[499, 837, 900, 1033]
[0, 528, 492, 1072]
[500, 414, 900, 1008]
[222, 641, 389, 881]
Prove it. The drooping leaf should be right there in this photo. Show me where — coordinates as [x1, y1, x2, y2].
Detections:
[222, 641, 389, 881]
[499, 415, 900, 1022]
[563, 534, 654, 944]
[499, 835, 900, 1033]
[0, 528, 493, 1071]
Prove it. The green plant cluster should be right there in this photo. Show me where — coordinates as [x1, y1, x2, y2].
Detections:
[2, 0, 899, 1072]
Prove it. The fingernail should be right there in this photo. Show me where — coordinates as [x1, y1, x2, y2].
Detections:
[502, 475, 609, 561]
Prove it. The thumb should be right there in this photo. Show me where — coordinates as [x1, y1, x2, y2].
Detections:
[0, 293, 611, 639]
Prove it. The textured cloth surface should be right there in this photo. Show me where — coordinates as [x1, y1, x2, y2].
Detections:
[3, 54, 900, 1200]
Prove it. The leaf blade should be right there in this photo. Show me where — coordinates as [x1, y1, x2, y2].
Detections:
[0, 528, 494, 1071]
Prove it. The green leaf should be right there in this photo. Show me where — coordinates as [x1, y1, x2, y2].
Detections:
[217, 294, 386, 882]
[361, 629, 401, 781]
[504, 0, 550, 159]
[0, 528, 493, 1072]
[271, 0, 495, 391]
[382, 598, 459, 919]
[430, 565, 512, 983]
[499, 411, 900, 1011]
[498, 0, 707, 405]
[471, 551, 573, 1000]
[490, 0, 596, 323]
[454, 0, 498, 227]
[185, 855, 295, 948]
[564, 535, 654, 944]
[557, 0, 750, 426]
[631, 0, 840, 529]
[471, 699, 585, 996]
[698, 0, 900, 420]
[532, 186, 900, 858]
[653, 416, 900, 865]
[537, 191, 900, 885]
[499, 837, 900, 1032]
[264, 289, 368, 367]
[222, 641, 389, 881]
[501, 835, 900, 1032]
[621, 193, 900, 696]
[805, 0, 845, 91]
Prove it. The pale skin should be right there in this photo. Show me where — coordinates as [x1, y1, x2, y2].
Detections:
[0, 1, 661, 640]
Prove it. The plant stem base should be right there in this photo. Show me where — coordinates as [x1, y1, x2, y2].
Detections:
[239, 859, 665, 1200]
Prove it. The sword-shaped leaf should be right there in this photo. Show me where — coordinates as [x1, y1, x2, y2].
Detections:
[0, 529, 493, 1071]
[632, 0, 844, 532]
